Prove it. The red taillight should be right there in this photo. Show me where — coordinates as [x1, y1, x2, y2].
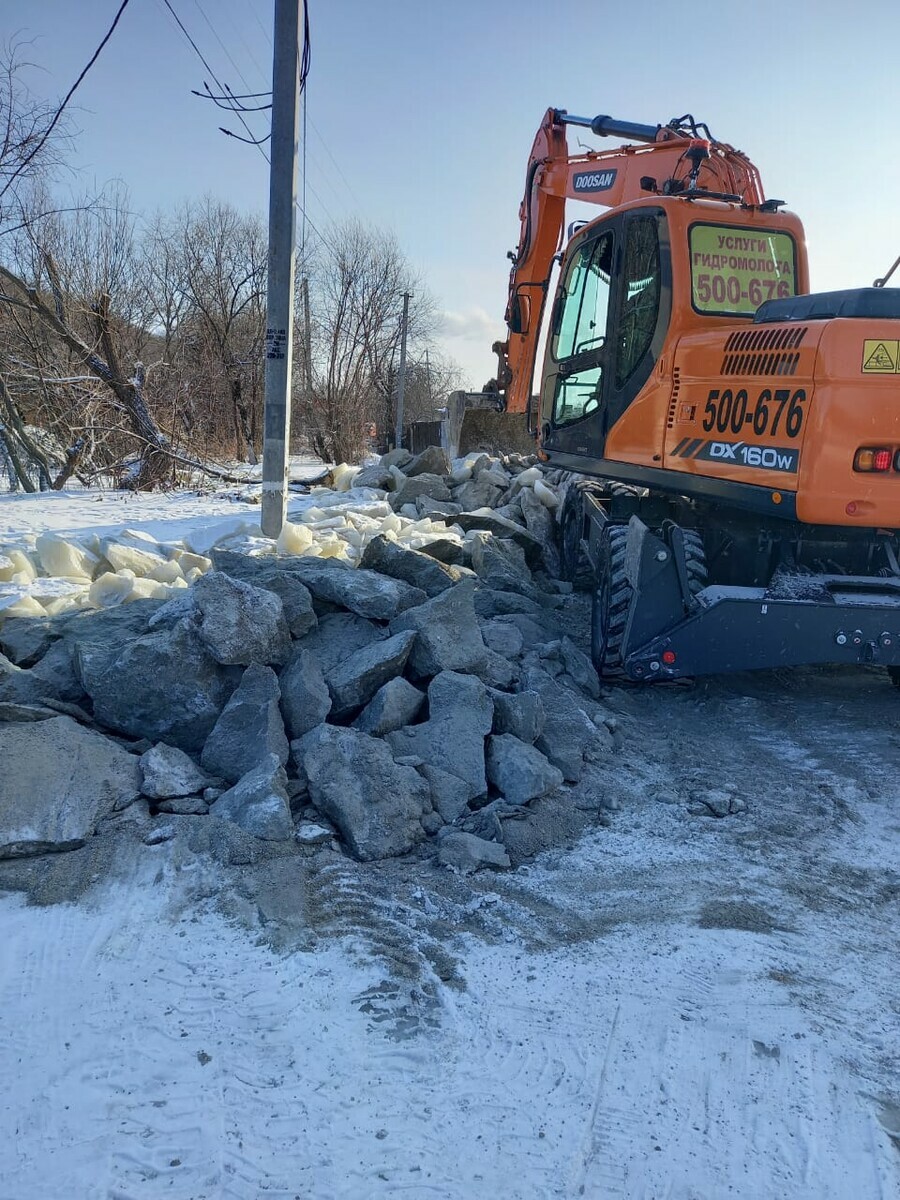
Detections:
[854, 447, 895, 472]
[662, 650, 676, 665]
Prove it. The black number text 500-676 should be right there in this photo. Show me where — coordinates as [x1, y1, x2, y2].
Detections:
[701, 388, 807, 439]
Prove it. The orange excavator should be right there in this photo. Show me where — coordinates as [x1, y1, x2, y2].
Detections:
[481, 107, 900, 682]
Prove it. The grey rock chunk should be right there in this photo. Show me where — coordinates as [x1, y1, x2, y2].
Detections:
[209, 753, 294, 840]
[389, 578, 486, 678]
[0, 616, 58, 666]
[481, 618, 525, 659]
[416, 537, 467, 566]
[61, 601, 163, 680]
[193, 571, 292, 666]
[78, 617, 237, 754]
[0, 716, 140, 858]
[210, 552, 318, 638]
[519, 485, 562, 576]
[353, 464, 394, 490]
[28, 640, 86, 705]
[156, 795, 210, 815]
[469, 532, 536, 597]
[278, 560, 426, 620]
[525, 667, 597, 783]
[201, 663, 289, 784]
[436, 829, 510, 873]
[473, 587, 557, 619]
[419, 764, 470, 823]
[352, 676, 425, 736]
[299, 724, 429, 861]
[491, 689, 545, 743]
[452, 509, 544, 563]
[454, 476, 503, 511]
[0, 653, 50, 707]
[404, 445, 451, 477]
[389, 472, 452, 512]
[380, 447, 412, 469]
[297, 612, 386, 675]
[559, 637, 601, 700]
[486, 733, 564, 804]
[415, 497, 462, 520]
[325, 629, 416, 719]
[473, 649, 519, 690]
[140, 743, 219, 799]
[359, 535, 459, 598]
[385, 671, 493, 802]
[279, 646, 332, 739]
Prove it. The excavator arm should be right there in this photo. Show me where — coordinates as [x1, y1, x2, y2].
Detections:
[494, 108, 766, 416]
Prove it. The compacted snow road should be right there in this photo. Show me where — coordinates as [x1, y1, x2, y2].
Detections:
[1, 661, 898, 1200]
[1, 489, 898, 1197]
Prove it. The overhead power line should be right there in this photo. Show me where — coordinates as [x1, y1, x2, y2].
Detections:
[160, 0, 270, 163]
[0, 0, 133, 204]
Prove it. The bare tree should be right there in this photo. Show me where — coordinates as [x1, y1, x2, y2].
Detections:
[299, 220, 439, 463]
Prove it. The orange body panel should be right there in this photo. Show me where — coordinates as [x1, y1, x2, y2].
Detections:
[502, 109, 900, 534]
[800, 321, 900, 525]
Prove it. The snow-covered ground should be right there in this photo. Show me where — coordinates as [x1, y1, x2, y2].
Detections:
[1, 486, 899, 1198]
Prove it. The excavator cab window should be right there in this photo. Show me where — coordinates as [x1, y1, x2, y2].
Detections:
[616, 216, 661, 386]
[550, 231, 613, 426]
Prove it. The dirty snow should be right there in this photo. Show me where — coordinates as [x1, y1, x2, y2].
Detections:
[1, 486, 899, 1198]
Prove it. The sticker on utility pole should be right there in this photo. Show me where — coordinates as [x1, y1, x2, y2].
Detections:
[861, 340, 898, 373]
[266, 327, 288, 360]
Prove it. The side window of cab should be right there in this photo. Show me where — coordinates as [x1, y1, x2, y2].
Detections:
[551, 232, 613, 426]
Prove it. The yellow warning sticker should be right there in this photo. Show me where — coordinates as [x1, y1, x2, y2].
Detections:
[862, 340, 899, 373]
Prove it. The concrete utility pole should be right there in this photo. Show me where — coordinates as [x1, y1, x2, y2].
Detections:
[394, 290, 411, 451]
[261, 0, 302, 538]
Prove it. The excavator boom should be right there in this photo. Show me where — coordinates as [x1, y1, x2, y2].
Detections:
[495, 108, 765, 417]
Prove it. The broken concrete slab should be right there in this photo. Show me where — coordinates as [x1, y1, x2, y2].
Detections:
[279, 646, 332, 740]
[359, 535, 460, 598]
[418, 763, 471, 823]
[299, 724, 429, 861]
[469, 531, 536, 597]
[0, 716, 141, 858]
[0, 616, 60, 666]
[353, 677, 425, 737]
[192, 570, 292, 666]
[277, 560, 427, 620]
[297, 612, 387, 675]
[436, 828, 510, 873]
[490, 689, 545, 744]
[78, 617, 238, 754]
[519, 485, 561, 576]
[201, 663, 289, 784]
[525, 667, 598, 783]
[209, 552, 318, 638]
[389, 578, 487, 678]
[385, 670, 493, 802]
[486, 733, 564, 804]
[389, 473, 452, 512]
[140, 743, 219, 800]
[403, 446, 451, 478]
[325, 629, 416, 719]
[209, 753, 294, 840]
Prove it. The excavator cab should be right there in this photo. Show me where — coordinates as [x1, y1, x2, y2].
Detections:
[539, 206, 667, 462]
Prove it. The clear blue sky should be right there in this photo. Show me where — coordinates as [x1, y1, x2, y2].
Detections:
[10, 0, 900, 387]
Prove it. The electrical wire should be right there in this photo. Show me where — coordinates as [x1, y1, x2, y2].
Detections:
[160, 0, 270, 163]
[0, 0, 133, 203]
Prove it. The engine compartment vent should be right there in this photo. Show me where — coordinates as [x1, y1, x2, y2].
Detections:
[721, 326, 807, 376]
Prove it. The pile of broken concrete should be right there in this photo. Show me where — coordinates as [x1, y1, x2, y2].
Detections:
[0, 447, 616, 873]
